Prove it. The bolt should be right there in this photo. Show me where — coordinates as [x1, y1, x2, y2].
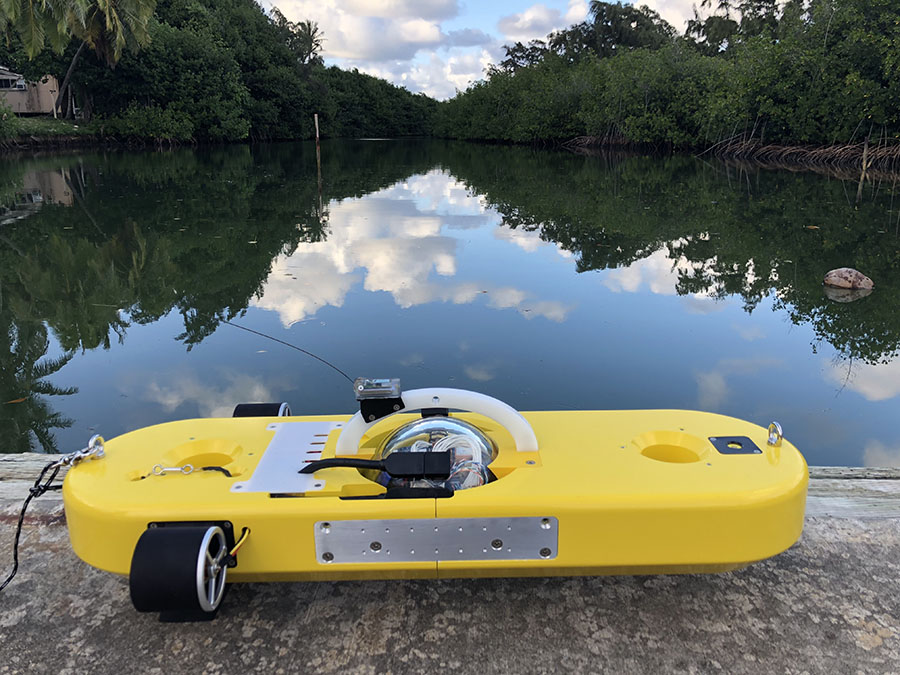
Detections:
[370, 541, 382, 552]
[491, 539, 503, 550]
[322, 552, 334, 562]
[320, 522, 331, 533]
[540, 518, 551, 529]
[393, 404, 400, 411]
[540, 548, 552, 558]
[526, 460, 536, 465]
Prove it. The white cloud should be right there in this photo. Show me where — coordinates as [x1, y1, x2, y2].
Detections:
[342, 0, 460, 20]
[497, 1, 589, 43]
[696, 371, 728, 410]
[276, 0, 446, 62]
[826, 359, 900, 402]
[733, 322, 766, 342]
[640, 0, 704, 32]
[405, 48, 498, 99]
[695, 357, 783, 409]
[252, 171, 572, 325]
[493, 225, 572, 259]
[464, 365, 496, 382]
[602, 244, 714, 296]
[863, 441, 900, 468]
[145, 373, 276, 418]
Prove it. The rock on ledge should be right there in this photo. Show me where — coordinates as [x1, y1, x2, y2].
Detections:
[823, 267, 874, 290]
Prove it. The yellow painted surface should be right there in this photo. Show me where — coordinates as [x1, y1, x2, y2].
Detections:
[63, 409, 807, 581]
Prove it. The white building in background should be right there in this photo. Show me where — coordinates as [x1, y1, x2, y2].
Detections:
[0, 66, 59, 115]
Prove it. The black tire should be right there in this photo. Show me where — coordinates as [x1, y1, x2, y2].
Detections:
[130, 526, 228, 614]
[232, 402, 291, 417]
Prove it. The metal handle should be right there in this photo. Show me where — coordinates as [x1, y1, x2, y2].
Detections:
[767, 422, 783, 447]
[336, 388, 539, 455]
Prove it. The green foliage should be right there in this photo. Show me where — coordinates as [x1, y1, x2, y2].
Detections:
[0, 320, 77, 453]
[0, 100, 18, 138]
[0, 0, 156, 64]
[82, 18, 251, 141]
[71, 0, 434, 141]
[439, 0, 900, 148]
[1, 0, 434, 142]
[436, 142, 900, 363]
[104, 102, 194, 141]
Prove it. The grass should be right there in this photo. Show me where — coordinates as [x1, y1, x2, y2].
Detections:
[12, 116, 97, 137]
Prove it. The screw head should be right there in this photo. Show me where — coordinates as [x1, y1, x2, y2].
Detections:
[370, 541, 382, 552]
[539, 547, 552, 558]
[322, 552, 334, 562]
[491, 539, 503, 550]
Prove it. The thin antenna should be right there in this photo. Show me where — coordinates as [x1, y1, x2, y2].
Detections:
[223, 321, 353, 383]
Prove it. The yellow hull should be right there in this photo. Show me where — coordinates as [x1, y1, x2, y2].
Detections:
[63, 408, 808, 582]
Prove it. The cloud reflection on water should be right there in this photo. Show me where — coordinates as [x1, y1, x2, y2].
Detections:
[826, 360, 900, 402]
[252, 171, 573, 326]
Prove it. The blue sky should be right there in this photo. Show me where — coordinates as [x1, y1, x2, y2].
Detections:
[271, 0, 695, 99]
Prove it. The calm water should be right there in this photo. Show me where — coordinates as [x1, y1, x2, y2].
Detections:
[2, 140, 899, 466]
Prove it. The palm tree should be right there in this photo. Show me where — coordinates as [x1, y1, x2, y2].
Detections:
[294, 19, 324, 66]
[271, 9, 324, 66]
[0, 319, 78, 453]
[0, 0, 157, 115]
[0, 0, 76, 58]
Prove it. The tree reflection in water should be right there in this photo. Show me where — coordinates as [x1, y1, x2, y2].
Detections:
[1, 141, 898, 452]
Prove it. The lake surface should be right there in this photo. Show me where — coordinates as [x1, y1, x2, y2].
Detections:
[1, 140, 899, 466]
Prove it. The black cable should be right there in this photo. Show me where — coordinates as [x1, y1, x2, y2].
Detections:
[299, 458, 384, 474]
[222, 321, 353, 383]
[201, 466, 233, 477]
[300, 452, 453, 479]
[0, 461, 63, 594]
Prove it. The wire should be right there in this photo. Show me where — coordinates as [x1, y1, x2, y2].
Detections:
[229, 527, 251, 557]
[299, 458, 384, 474]
[0, 461, 62, 594]
[223, 321, 353, 383]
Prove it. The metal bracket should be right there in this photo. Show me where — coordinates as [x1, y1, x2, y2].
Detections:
[709, 436, 762, 455]
[314, 517, 558, 564]
[231, 421, 342, 494]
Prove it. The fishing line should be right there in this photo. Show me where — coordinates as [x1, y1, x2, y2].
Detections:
[222, 321, 353, 384]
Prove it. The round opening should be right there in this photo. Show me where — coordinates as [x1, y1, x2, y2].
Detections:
[631, 430, 709, 464]
[641, 444, 701, 464]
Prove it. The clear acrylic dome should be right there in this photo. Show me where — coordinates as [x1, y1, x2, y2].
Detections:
[375, 416, 496, 491]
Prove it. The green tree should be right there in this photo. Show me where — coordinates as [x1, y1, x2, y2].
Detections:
[0, 320, 77, 453]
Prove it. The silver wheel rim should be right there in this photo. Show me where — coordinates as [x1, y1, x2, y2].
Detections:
[196, 526, 227, 612]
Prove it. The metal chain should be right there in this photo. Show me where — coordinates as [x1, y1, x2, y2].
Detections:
[1, 435, 106, 594]
[50, 434, 106, 469]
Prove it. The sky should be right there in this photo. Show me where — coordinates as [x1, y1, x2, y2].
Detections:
[269, 0, 696, 100]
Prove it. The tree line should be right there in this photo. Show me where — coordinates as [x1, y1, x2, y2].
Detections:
[435, 0, 900, 150]
[0, 0, 437, 142]
[2, 0, 898, 150]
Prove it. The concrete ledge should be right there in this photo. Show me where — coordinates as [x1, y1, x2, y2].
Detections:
[1, 454, 898, 673]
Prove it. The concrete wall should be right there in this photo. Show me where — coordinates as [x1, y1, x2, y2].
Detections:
[0, 76, 59, 115]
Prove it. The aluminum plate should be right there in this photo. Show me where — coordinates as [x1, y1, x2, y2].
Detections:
[231, 421, 342, 494]
[314, 517, 558, 564]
